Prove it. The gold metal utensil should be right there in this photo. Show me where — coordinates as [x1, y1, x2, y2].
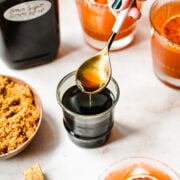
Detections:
[76, 0, 134, 94]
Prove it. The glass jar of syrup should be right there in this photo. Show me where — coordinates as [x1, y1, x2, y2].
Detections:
[0, 0, 60, 69]
[56, 71, 120, 148]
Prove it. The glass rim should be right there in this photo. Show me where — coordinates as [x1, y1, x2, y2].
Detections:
[56, 71, 120, 118]
[149, 0, 180, 47]
[83, 0, 109, 8]
[99, 156, 180, 180]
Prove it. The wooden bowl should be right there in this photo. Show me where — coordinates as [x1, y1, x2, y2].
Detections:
[0, 75, 43, 160]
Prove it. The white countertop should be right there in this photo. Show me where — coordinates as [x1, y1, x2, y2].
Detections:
[0, 0, 180, 179]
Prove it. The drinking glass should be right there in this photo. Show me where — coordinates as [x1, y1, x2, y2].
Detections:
[150, 0, 180, 88]
[99, 157, 180, 180]
[56, 71, 119, 148]
[75, 0, 142, 51]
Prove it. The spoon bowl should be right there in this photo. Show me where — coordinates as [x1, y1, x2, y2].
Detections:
[76, 46, 111, 94]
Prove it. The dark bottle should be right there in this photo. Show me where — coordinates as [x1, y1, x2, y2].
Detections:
[0, 0, 60, 69]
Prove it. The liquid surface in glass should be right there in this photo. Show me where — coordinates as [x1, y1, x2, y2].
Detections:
[62, 85, 114, 115]
[103, 163, 172, 180]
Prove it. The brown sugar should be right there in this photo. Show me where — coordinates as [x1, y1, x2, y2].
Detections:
[0, 75, 40, 155]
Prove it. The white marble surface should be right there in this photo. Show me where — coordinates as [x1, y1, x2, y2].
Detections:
[0, 0, 180, 179]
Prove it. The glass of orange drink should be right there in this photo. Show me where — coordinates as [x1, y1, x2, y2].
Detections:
[150, 0, 180, 88]
[99, 157, 180, 180]
[75, 0, 142, 51]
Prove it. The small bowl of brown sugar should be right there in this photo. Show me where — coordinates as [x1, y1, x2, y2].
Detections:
[0, 75, 43, 160]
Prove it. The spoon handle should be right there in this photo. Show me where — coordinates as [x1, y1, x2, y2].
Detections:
[112, 0, 134, 34]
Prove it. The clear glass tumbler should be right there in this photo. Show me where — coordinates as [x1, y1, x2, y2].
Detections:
[56, 71, 119, 148]
[75, 0, 142, 51]
[150, 0, 180, 88]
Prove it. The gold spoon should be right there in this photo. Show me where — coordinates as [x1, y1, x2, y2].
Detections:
[76, 0, 134, 94]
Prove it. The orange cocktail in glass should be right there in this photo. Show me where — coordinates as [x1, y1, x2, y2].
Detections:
[99, 157, 180, 180]
[75, 0, 142, 50]
[150, 0, 180, 88]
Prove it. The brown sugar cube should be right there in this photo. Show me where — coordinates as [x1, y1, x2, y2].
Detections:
[23, 163, 44, 180]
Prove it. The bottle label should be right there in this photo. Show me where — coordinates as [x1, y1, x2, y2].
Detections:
[4, 0, 51, 22]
